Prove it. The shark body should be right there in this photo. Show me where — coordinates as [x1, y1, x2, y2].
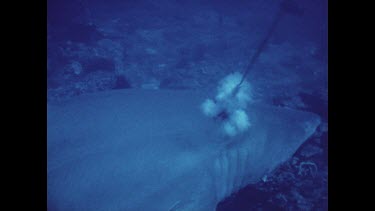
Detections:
[47, 89, 320, 211]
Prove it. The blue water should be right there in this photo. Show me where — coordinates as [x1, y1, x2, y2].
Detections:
[47, 0, 327, 210]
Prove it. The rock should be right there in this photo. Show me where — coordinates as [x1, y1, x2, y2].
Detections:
[299, 144, 323, 158]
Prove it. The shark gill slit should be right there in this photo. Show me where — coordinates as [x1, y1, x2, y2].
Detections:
[214, 147, 249, 202]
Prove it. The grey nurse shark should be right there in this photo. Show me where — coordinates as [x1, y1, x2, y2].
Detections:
[47, 89, 320, 211]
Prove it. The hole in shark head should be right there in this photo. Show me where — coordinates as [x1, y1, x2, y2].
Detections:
[216, 110, 230, 121]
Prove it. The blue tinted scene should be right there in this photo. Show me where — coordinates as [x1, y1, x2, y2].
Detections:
[47, 0, 327, 210]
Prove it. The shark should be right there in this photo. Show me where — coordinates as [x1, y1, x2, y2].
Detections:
[47, 88, 320, 211]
